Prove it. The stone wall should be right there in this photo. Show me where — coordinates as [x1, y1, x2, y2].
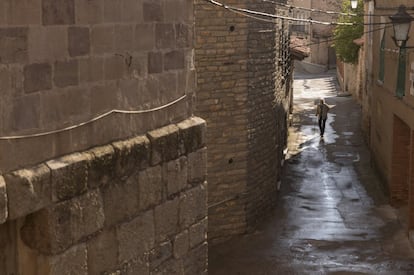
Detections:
[0, 0, 195, 173]
[0, 117, 207, 274]
[195, 0, 292, 243]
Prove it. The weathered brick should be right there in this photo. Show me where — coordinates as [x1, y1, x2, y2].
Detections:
[0, 27, 28, 64]
[102, 174, 139, 227]
[49, 243, 88, 275]
[148, 52, 163, 74]
[164, 50, 185, 71]
[147, 124, 180, 165]
[68, 26, 90, 57]
[179, 183, 207, 229]
[117, 210, 155, 263]
[10, 94, 40, 131]
[87, 229, 118, 275]
[104, 55, 125, 80]
[28, 26, 67, 62]
[143, 0, 163, 22]
[165, 156, 188, 196]
[187, 148, 207, 184]
[79, 57, 104, 83]
[154, 197, 179, 242]
[47, 152, 91, 202]
[138, 166, 163, 210]
[54, 60, 79, 88]
[149, 241, 172, 270]
[173, 230, 189, 259]
[4, 164, 51, 220]
[23, 63, 51, 93]
[91, 25, 114, 54]
[20, 190, 104, 255]
[42, 0, 75, 25]
[135, 23, 155, 51]
[177, 117, 206, 155]
[75, 0, 103, 24]
[156, 23, 175, 49]
[0, 177, 7, 224]
[7, 0, 41, 25]
[189, 218, 207, 248]
[112, 135, 150, 178]
[88, 145, 116, 188]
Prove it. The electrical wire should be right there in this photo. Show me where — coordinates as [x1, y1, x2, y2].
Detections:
[0, 94, 187, 140]
[204, 0, 395, 26]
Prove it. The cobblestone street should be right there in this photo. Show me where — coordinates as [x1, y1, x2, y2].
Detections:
[209, 71, 414, 274]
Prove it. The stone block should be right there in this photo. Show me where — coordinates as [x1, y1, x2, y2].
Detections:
[188, 148, 207, 184]
[87, 144, 116, 188]
[117, 210, 155, 263]
[28, 26, 67, 62]
[68, 26, 90, 57]
[151, 258, 183, 275]
[165, 156, 188, 196]
[87, 229, 118, 275]
[121, 0, 141, 23]
[90, 82, 117, 114]
[177, 117, 206, 155]
[75, 0, 103, 24]
[49, 243, 88, 275]
[164, 50, 184, 71]
[179, 183, 207, 229]
[21, 190, 105, 255]
[4, 164, 51, 220]
[103, 0, 121, 22]
[91, 25, 114, 54]
[147, 124, 180, 165]
[79, 57, 104, 83]
[54, 60, 79, 88]
[164, 0, 188, 22]
[176, 23, 191, 48]
[183, 242, 207, 275]
[173, 230, 189, 259]
[189, 218, 207, 248]
[143, 0, 163, 22]
[23, 63, 51, 93]
[0, 177, 7, 224]
[138, 166, 163, 210]
[148, 52, 163, 74]
[47, 152, 91, 202]
[0, 27, 28, 64]
[114, 24, 134, 52]
[7, 0, 41, 25]
[149, 241, 172, 270]
[155, 23, 175, 49]
[154, 197, 179, 242]
[112, 135, 150, 179]
[42, 0, 75, 25]
[102, 174, 139, 227]
[135, 23, 155, 51]
[104, 55, 125, 80]
[10, 94, 40, 131]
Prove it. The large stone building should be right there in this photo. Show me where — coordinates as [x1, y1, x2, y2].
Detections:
[0, 0, 207, 274]
[362, 0, 414, 244]
[195, 0, 293, 243]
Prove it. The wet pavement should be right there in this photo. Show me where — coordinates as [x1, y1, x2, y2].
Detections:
[209, 71, 414, 274]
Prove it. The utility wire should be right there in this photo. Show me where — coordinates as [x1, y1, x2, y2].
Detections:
[204, 0, 395, 26]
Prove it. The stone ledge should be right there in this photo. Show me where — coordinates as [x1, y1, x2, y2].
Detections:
[0, 117, 206, 223]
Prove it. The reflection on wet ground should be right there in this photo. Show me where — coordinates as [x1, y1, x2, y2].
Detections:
[209, 71, 414, 274]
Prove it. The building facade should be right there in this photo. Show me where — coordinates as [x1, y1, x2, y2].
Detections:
[195, 0, 293, 244]
[364, 0, 414, 243]
[0, 0, 207, 274]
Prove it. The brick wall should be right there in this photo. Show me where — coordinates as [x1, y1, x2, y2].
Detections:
[0, 0, 195, 173]
[0, 118, 207, 274]
[195, 0, 291, 243]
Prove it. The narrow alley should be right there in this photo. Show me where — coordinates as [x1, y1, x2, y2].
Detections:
[209, 71, 414, 274]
